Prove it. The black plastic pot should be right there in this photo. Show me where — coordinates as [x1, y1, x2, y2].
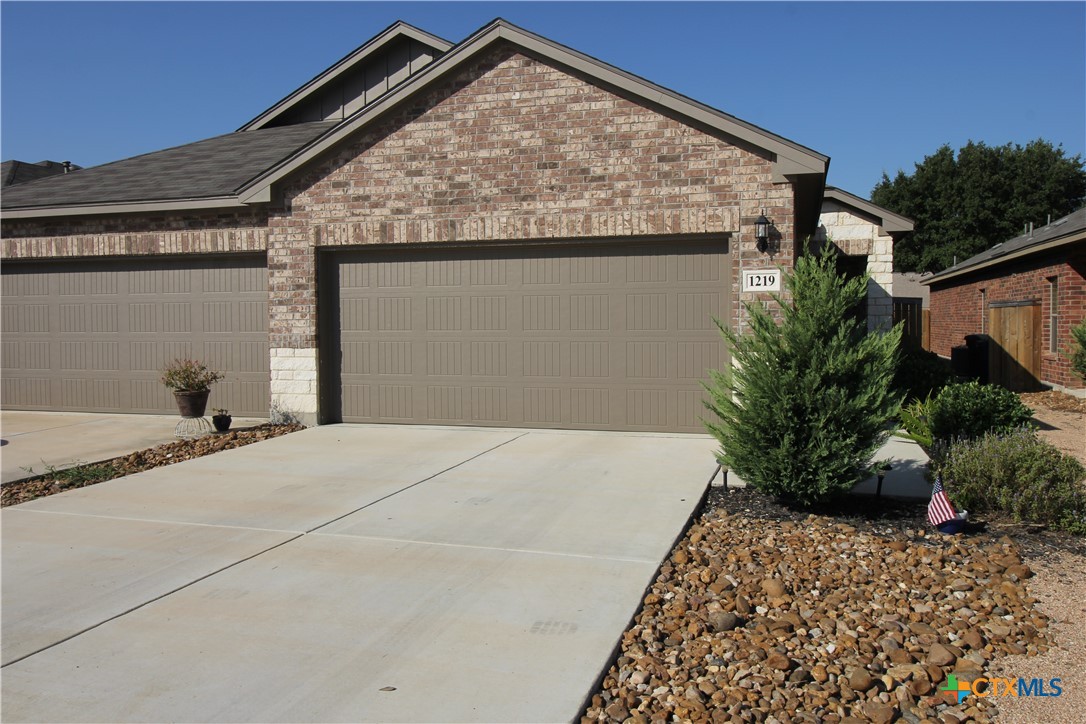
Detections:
[212, 414, 233, 432]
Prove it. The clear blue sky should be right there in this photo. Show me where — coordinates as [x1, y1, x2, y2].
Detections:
[2, 1, 1083, 199]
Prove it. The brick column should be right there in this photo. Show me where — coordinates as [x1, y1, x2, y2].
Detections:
[267, 222, 320, 425]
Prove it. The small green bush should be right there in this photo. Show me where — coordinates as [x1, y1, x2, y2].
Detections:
[894, 343, 955, 402]
[1070, 320, 1086, 383]
[941, 429, 1086, 534]
[160, 358, 223, 392]
[897, 396, 933, 449]
[928, 380, 1033, 442]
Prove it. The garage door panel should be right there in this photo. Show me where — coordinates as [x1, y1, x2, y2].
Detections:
[1, 257, 269, 416]
[330, 241, 729, 432]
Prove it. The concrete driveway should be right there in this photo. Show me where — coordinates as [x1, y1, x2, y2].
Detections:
[1, 424, 717, 723]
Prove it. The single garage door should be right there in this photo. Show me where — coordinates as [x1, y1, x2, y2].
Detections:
[323, 241, 730, 432]
[1, 256, 269, 417]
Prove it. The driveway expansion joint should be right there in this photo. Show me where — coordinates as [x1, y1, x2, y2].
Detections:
[302, 431, 530, 535]
[0, 532, 306, 669]
[308, 532, 661, 565]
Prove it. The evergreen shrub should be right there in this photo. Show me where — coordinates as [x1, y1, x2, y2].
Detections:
[1070, 320, 1086, 383]
[927, 380, 1033, 442]
[703, 250, 902, 506]
[894, 343, 955, 402]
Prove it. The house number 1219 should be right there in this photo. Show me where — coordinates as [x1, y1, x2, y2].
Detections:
[742, 270, 781, 292]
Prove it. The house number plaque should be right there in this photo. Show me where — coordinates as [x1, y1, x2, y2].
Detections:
[742, 269, 781, 292]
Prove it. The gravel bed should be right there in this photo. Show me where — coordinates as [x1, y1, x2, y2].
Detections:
[1, 423, 304, 507]
[582, 485, 1079, 724]
[988, 549, 1086, 723]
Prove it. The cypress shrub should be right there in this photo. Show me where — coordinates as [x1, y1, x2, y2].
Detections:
[703, 250, 902, 505]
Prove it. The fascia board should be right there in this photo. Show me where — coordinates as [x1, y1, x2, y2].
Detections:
[1, 196, 247, 220]
[823, 187, 914, 233]
[239, 20, 828, 201]
[923, 234, 1086, 286]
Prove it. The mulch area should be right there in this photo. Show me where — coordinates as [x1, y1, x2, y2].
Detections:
[1, 423, 304, 507]
[1020, 390, 1086, 414]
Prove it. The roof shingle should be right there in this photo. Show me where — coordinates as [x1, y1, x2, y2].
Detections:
[1, 122, 335, 210]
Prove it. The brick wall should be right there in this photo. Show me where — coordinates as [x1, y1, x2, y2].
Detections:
[2, 210, 270, 258]
[280, 45, 797, 347]
[929, 243, 1086, 391]
[1, 43, 806, 423]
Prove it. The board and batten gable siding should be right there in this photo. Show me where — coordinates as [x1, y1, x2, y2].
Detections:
[266, 45, 798, 419]
[267, 37, 443, 127]
[928, 244, 1086, 391]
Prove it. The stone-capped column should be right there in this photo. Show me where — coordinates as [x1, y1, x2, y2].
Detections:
[267, 223, 319, 425]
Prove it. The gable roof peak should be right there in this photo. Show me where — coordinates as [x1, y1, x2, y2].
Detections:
[238, 19, 453, 133]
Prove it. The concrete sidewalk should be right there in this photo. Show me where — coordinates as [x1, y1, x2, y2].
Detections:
[1, 410, 268, 484]
[721, 435, 932, 500]
[1, 424, 717, 723]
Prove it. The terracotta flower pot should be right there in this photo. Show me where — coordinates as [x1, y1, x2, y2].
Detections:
[174, 390, 210, 418]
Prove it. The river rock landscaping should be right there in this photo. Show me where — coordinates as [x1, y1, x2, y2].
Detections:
[582, 486, 1082, 724]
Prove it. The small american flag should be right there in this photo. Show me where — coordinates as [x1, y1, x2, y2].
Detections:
[927, 476, 958, 527]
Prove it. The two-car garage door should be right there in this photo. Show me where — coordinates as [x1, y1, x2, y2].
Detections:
[1, 256, 270, 417]
[323, 241, 730, 433]
[3, 243, 730, 432]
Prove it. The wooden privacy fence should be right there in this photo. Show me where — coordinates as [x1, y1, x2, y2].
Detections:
[893, 298, 929, 350]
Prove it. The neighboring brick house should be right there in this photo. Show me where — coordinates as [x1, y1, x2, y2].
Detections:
[924, 208, 1086, 395]
[2, 19, 832, 430]
[815, 187, 914, 332]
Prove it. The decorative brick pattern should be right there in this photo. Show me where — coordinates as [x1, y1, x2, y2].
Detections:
[929, 246, 1085, 391]
[2, 211, 270, 258]
[817, 204, 895, 331]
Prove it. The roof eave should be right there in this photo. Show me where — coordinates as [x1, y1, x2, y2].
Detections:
[823, 187, 914, 235]
[238, 18, 828, 203]
[923, 232, 1086, 286]
[1, 196, 249, 220]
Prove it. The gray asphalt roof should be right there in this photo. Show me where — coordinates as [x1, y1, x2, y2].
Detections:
[926, 207, 1086, 282]
[1, 160, 78, 188]
[0, 122, 336, 210]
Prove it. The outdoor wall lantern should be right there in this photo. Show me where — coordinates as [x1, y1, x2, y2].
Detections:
[755, 212, 770, 253]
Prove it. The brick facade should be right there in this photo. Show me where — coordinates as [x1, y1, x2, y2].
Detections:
[2, 44, 805, 424]
[2, 210, 269, 257]
[929, 244, 1086, 392]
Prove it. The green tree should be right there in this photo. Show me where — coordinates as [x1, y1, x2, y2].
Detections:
[702, 250, 902, 505]
[1070, 320, 1086, 383]
[872, 140, 1086, 273]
